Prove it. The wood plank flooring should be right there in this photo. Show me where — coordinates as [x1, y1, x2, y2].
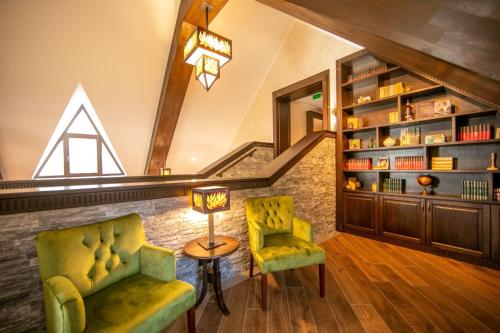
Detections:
[166, 233, 500, 333]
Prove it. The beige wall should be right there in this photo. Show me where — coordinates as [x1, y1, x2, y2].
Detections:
[231, 21, 361, 147]
[0, 0, 179, 180]
[166, 0, 293, 174]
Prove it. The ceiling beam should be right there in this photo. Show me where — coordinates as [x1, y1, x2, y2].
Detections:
[256, 0, 500, 107]
[145, 0, 229, 175]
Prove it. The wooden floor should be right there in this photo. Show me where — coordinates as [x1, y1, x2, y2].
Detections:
[166, 233, 500, 333]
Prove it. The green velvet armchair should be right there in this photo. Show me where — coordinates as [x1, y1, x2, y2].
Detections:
[244, 195, 325, 310]
[34, 213, 196, 333]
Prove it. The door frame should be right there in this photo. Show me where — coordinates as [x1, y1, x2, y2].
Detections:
[272, 70, 330, 157]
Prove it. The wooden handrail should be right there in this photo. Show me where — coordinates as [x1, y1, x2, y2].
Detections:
[198, 141, 273, 177]
[0, 131, 334, 215]
[0, 141, 274, 190]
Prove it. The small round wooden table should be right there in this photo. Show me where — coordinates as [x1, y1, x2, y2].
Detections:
[183, 235, 239, 316]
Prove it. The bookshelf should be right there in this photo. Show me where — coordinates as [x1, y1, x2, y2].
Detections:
[335, 50, 500, 265]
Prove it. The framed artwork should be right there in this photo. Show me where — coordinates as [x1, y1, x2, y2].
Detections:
[348, 139, 361, 150]
[373, 157, 389, 170]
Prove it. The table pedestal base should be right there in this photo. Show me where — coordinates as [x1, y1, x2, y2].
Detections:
[195, 258, 230, 316]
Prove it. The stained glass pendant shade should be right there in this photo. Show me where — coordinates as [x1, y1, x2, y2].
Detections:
[183, 3, 232, 91]
[195, 55, 220, 91]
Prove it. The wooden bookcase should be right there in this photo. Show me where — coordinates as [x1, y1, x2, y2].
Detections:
[335, 50, 500, 265]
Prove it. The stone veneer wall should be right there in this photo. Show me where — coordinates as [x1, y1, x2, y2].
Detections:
[0, 138, 335, 332]
[215, 146, 274, 178]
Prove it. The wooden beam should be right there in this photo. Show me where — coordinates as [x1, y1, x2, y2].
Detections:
[256, 0, 500, 107]
[145, 0, 229, 175]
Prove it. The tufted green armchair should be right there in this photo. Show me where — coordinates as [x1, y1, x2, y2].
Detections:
[34, 213, 196, 333]
[244, 196, 325, 310]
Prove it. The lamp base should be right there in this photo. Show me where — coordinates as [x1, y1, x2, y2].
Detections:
[197, 237, 227, 250]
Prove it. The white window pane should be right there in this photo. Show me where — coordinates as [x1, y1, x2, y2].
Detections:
[102, 143, 121, 174]
[67, 111, 97, 135]
[69, 138, 97, 174]
[38, 141, 64, 177]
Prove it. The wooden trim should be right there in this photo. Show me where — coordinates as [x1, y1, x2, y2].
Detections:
[256, 0, 500, 108]
[145, 0, 230, 176]
[198, 141, 273, 176]
[306, 110, 323, 134]
[0, 132, 334, 215]
[272, 70, 330, 157]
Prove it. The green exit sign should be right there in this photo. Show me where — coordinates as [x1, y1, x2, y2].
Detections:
[312, 92, 322, 100]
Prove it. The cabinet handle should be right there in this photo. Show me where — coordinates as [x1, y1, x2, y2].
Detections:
[427, 203, 431, 213]
[421, 202, 424, 210]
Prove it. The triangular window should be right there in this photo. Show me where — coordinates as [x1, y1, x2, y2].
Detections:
[33, 85, 125, 178]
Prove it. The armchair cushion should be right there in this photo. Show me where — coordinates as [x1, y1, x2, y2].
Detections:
[254, 234, 325, 274]
[293, 217, 313, 243]
[140, 244, 175, 282]
[44, 276, 85, 333]
[84, 274, 195, 333]
[248, 221, 264, 254]
[245, 196, 294, 235]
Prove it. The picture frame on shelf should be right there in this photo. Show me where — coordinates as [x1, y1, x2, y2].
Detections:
[373, 157, 389, 170]
[434, 99, 454, 116]
[348, 139, 361, 150]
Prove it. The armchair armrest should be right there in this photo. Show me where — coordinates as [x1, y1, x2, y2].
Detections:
[293, 217, 313, 243]
[140, 244, 176, 282]
[248, 221, 264, 254]
[43, 275, 85, 333]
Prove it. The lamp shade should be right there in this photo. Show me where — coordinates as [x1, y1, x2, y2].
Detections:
[192, 186, 230, 214]
[184, 26, 232, 67]
[195, 55, 220, 91]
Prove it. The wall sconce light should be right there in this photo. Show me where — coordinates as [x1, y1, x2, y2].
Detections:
[192, 186, 230, 249]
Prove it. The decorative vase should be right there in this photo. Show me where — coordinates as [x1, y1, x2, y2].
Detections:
[417, 175, 433, 195]
[383, 137, 396, 147]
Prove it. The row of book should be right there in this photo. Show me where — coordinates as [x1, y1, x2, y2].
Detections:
[395, 156, 425, 170]
[345, 158, 372, 170]
[458, 124, 492, 141]
[379, 82, 404, 99]
[461, 181, 488, 201]
[383, 178, 405, 194]
[346, 64, 387, 83]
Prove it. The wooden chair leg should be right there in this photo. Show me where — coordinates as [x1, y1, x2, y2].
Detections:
[187, 306, 196, 333]
[261, 273, 267, 311]
[319, 263, 325, 297]
[249, 252, 254, 278]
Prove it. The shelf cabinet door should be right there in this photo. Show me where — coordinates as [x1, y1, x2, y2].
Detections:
[492, 205, 500, 262]
[379, 196, 425, 243]
[426, 200, 491, 258]
[343, 192, 378, 233]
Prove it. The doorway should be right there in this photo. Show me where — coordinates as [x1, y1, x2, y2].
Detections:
[272, 70, 329, 156]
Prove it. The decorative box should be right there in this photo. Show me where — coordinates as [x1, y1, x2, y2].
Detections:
[425, 134, 446, 144]
[431, 157, 453, 170]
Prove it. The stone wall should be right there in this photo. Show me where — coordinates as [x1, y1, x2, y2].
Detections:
[0, 138, 335, 332]
[218, 147, 274, 178]
[208, 146, 274, 179]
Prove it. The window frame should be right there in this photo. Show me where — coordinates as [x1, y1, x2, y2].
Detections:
[34, 105, 125, 178]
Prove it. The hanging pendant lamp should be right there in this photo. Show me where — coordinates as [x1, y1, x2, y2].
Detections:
[183, 2, 232, 91]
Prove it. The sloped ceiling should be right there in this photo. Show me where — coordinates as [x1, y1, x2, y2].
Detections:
[0, 0, 180, 180]
[165, 0, 294, 174]
[257, 0, 500, 106]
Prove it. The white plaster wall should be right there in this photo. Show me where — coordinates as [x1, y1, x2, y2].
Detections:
[231, 21, 361, 147]
[166, 0, 293, 174]
[0, 0, 179, 179]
